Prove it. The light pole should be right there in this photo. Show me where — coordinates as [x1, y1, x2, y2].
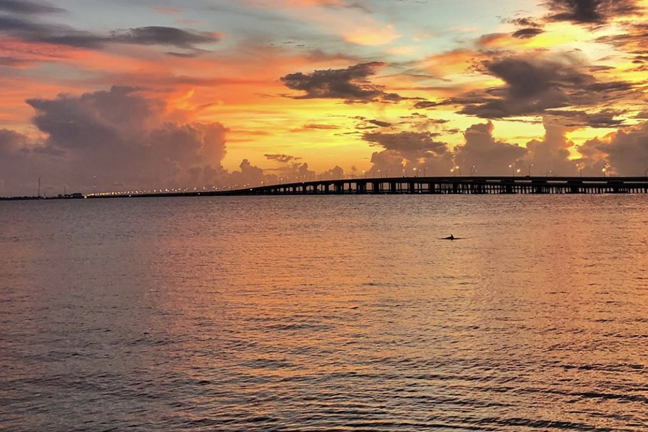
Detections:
[413, 167, 418, 177]
[516, 168, 521, 176]
[424, 166, 428, 177]
[386, 168, 390, 178]
[455, 166, 462, 176]
[470, 165, 476, 176]
[528, 164, 533, 176]
[602, 167, 607, 177]
[546, 169, 552, 177]
[509, 164, 514, 176]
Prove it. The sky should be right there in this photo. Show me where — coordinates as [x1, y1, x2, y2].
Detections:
[1, 0, 648, 195]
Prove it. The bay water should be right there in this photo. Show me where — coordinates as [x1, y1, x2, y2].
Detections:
[1, 195, 647, 431]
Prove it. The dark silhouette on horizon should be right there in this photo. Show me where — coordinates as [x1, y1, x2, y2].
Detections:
[3, 175, 648, 200]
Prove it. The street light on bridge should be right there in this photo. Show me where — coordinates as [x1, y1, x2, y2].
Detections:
[528, 164, 534, 176]
[470, 165, 476, 176]
[546, 169, 552, 177]
[413, 167, 418, 177]
[509, 164, 514, 176]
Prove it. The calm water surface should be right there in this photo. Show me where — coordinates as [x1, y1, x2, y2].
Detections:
[1, 195, 647, 431]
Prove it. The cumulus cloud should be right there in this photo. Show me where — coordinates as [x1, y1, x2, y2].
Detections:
[362, 131, 447, 160]
[0, 128, 30, 151]
[599, 123, 648, 175]
[522, 120, 579, 176]
[280, 62, 403, 103]
[0, 86, 231, 196]
[229, 159, 265, 187]
[367, 150, 407, 176]
[319, 165, 345, 180]
[269, 161, 316, 182]
[0, 129, 38, 196]
[453, 122, 528, 175]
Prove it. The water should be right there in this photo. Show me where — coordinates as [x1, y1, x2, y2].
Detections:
[1, 195, 647, 431]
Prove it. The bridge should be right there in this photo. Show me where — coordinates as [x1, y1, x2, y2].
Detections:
[85, 176, 648, 198]
[227, 176, 648, 195]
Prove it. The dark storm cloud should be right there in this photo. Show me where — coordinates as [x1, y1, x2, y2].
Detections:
[0, 14, 219, 51]
[280, 62, 404, 103]
[544, 0, 638, 25]
[453, 55, 636, 119]
[0, 0, 64, 15]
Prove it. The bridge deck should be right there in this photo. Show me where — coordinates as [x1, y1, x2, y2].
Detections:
[216, 176, 648, 196]
[76, 176, 648, 198]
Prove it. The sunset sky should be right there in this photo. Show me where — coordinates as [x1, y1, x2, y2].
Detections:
[2, 0, 648, 195]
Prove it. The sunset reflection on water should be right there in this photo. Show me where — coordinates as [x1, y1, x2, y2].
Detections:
[1, 195, 647, 431]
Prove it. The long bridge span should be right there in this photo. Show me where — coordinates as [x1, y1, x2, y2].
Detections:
[86, 176, 648, 198]
[215, 176, 648, 196]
